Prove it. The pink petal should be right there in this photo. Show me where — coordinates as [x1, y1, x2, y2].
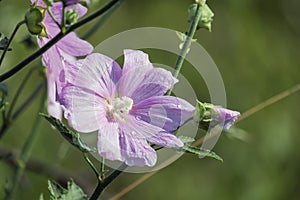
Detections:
[70, 53, 121, 99]
[120, 114, 163, 139]
[129, 67, 178, 103]
[60, 85, 106, 132]
[47, 75, 62, 119]
[119, 130, 157, 166]
[147, 132, 183, 148]
[97, 122, 122, 161]
[58, 32, 93, 56]
[132, 96, 195, 132]
[122, 49, 153, 73]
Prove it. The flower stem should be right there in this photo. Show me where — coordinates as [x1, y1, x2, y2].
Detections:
[89, 163, 127, 200]
[82, 0, 122, 40]
[5, 88, 46, 200]
[0, 0, 122, 82]
[0, 80, 45, 139]
[166, 3, 203, 95]
[83, 153, 101, 181]
[0, 20, 26, 67]
[6, 65, 40, 121]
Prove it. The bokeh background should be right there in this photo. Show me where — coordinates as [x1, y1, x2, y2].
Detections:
[0, 0, 300, 199]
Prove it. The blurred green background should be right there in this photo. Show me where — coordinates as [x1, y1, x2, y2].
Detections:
[1, 0, 300, 199]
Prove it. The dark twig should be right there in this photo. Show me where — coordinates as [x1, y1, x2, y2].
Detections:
[0, 0, 122, 82]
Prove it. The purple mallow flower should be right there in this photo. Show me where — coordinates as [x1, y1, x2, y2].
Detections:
[193, 101, 240, 130]
[213, 107, 240, 130]
[60, 50, 195, 166]
[32, 0, 93, 119]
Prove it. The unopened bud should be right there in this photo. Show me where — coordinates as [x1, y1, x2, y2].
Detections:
[25, 6, 48, 37]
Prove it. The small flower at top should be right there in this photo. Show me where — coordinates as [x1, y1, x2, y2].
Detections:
[60, 50, 195, 167]
[193, 100, 240, 130]
[30, 0, 93, 120]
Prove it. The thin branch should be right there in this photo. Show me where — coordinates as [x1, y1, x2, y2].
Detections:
[110, 83, 300, 198]
[0, 80, 45, 139]
[89, 163, 127, 200]
[166, 3, 203, 95]
[0, 20, 26, 66]
[0, 147, 72, 184]
[0, 0, 123, 82]
[82, 0, 122, 40]
[83, 153, 101, 181]
[110, 171, 156, 200]
[5, 89, 46, 200]
[236, 83, 300, 122]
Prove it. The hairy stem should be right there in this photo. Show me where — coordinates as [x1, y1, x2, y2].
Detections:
[0, 80, 45, 139]
[167, 3, 203, 95]
[5, 89, 46, 200]
[0, 0, 122, 82]
[89, 163, 127, 200]
[0, 20, 26, 66]
[83, 153, 101, 181]
[82, 0, 122, 40]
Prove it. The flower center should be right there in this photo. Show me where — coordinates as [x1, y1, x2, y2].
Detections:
[107, 96, 133, 121]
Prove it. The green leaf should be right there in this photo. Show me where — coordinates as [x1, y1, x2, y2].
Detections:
[47, 179, 88, 200]
[188, 3, 214, 32]
[40, 113, 96, 153]
[181, 144, 223, 162]
[48, 180, 66, 199]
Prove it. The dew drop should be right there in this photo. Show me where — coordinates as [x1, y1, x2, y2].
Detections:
[131, 131, 136, 136]
[177, 104, 182, 109]
[135, 115, 141, 121]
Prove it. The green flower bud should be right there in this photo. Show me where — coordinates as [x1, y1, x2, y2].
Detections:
[188, 3, 214, 32]
[193, 100, 240, 130]
[25, 6, 48, 38]
[65, 9, 79, 26]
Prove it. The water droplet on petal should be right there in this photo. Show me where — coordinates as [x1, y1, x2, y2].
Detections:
[177, 104, 182, 109]
[135, 115, 141, 121]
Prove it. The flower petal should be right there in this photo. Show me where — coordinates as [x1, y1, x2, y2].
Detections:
[118, 50, 177, 102]
[58, 32, 93, 56]
[147, 131, 183, 148]
[132, 96, 195, 132]
[47, 75, 62, 119]
[70, 53, 122, 99]
[60, 85, 106, 132]
[119, 130, 157, 167]
[129, 67, 178, 103]
[118, 50, 153, 97]
[122, 49, 153, 73]
[97, 122, 122, 161]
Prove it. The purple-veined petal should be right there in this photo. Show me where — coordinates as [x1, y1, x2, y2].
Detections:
[97, 122, 122, 161]
[147, 131, 183, 149]
[60, 85, 106, 132]
[132, 96, 195, 132]
[122, 49, 153, 73]
[117, 65, 152, 98]
[129, 67, 178, 103]
[70, 53, 121, 99]
[58, 32, 93, 56]
[47, 75, 63, 119]
[118, 50, 153, 97]
[214, 107, 240, 130]
[119, 114, 164, 139]
[119, 130, 157, 167]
